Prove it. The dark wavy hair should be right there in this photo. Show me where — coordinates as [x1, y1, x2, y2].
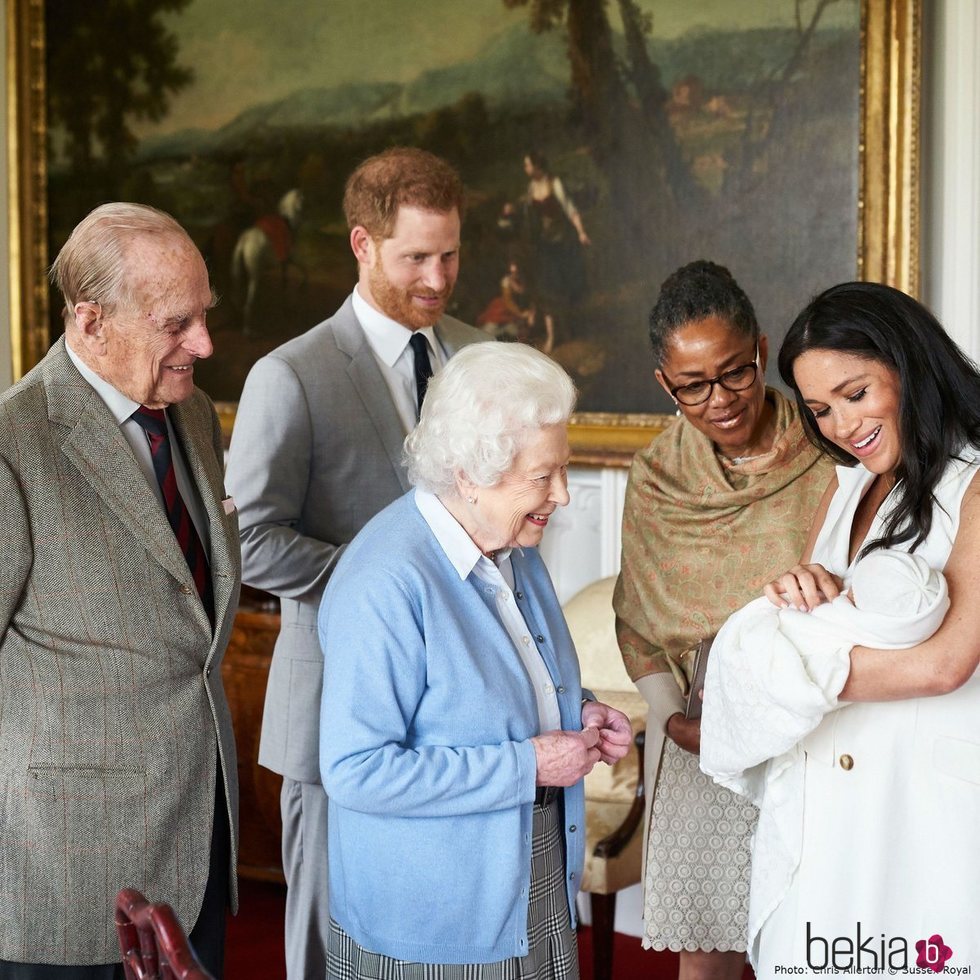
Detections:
[648, 260, 758, 367]
[779, 280, 980, 556]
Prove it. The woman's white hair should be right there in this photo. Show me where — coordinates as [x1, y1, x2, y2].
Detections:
[405, 342, 576, 495]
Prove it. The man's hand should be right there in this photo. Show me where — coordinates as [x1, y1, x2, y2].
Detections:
[532, 727, 602, 786]
[581, 700, 633, 765]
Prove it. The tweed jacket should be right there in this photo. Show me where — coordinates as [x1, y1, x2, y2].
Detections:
[225, 296, 488, 783]
[0, 338, 241, 965]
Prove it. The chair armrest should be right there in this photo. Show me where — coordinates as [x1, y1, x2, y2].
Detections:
[116, 887, 215, 980]
[593, 730, 645, 860]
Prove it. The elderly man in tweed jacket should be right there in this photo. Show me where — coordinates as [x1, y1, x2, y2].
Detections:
[0, 203, 241, 979]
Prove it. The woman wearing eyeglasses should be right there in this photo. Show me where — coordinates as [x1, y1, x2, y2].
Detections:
[613, 261, 833, 979]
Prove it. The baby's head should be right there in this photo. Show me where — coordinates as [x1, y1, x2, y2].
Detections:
[850, 550, 943, 617]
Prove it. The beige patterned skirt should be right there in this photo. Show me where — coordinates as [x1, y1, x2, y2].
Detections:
[642, 738, 757, 953]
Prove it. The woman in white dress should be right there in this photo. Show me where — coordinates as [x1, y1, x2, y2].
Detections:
[754, 281, 980, 976]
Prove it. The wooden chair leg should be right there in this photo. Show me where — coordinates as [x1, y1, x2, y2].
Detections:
[590, 891, 616, 980]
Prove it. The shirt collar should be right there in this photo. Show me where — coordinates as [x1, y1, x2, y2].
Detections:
[65, 339, 142, 425]
[414, 488, 513, 581]
[352, 286, 439, 367]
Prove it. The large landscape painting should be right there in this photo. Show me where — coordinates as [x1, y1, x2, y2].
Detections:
[42, 0, 865, 414]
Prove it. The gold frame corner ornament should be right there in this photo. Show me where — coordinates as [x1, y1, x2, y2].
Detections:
[8, 0, 920, 466]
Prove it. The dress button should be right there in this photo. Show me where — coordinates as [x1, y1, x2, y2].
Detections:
[499, 590, 509, 602]
[839, 754, 854, 771]
[179, 585, 193, 595]
[522, 635, 531, 645]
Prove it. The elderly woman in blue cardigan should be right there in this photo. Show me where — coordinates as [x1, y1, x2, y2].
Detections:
[318, 342, 631, 979]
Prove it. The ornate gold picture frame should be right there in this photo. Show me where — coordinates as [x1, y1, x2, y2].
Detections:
[7, 0, 919, 466]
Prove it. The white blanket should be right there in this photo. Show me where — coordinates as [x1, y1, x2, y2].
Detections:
[699, 550, 948, 942]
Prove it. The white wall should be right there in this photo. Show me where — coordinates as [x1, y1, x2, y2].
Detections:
[922, 0, 980, 358]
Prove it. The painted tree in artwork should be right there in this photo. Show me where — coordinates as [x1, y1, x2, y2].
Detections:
[45, 0, 193, 176]
[502, 0, 698, 269]
[502, 0, 849, 273]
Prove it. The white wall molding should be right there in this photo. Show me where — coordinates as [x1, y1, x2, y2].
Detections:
[538, 465, 631, 604]
[924, 0, 980, 361]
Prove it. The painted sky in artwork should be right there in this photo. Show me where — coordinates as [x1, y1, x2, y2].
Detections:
[144, 0, 859, 136]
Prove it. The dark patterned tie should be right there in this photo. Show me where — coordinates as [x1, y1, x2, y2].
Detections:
[409, 332, 433, 418]
[131, 406, 214, 624]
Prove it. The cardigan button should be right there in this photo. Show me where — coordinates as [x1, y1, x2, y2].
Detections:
[557, 686, 565, 694]
[569, 824, 577, 833]
[535, 634, 545, 643]
[515, 591, 524, 600]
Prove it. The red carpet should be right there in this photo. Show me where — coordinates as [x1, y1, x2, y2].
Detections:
[226, 879, 755, 979]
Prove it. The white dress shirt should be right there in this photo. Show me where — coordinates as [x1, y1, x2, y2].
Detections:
[351, 287, 447, 435]
[65, 340, 211, 554]
[414, 488, 562, 734]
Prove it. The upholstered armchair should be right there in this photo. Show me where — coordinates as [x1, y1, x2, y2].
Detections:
[563, 576, 647, 980]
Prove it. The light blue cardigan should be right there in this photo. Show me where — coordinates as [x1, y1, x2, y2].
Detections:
[318, 490, 587, 964]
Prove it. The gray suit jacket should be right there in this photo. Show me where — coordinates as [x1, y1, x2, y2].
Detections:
[0, 338, 241, 965]
[225, 296, 488, 782]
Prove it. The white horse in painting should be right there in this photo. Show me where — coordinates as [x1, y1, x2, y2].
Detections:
[232, 188, 305, 334]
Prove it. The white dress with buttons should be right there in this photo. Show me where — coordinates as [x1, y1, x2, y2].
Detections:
[754, 449, 980, 975]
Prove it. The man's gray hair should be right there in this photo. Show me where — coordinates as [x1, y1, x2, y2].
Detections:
[405, 343, 576, 496]
[49, 202, 193, 326]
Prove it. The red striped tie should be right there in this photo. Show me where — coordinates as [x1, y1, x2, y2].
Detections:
[132, 406, 214, 625]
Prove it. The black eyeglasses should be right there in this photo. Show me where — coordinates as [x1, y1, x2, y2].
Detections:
[664, 350, 760, 406]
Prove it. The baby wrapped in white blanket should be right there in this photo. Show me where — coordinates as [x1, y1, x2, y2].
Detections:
[698, 549, 949, 943]
[700, 549, 948, 794]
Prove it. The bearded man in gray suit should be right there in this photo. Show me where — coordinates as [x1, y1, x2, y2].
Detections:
[225, 147, 488, 979]
[0, 204, 241, 978]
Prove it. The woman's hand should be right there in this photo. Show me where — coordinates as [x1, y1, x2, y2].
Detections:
[532, 728, 602, 786]
[581, 700, 633, 764]
[666, 712, 701, 755]
[763, 563, 844, 611]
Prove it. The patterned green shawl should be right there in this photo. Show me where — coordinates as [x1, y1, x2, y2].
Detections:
[614, 389, 834, 693]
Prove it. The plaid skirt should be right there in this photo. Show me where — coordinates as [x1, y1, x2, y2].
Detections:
[326, 801, 579, 980]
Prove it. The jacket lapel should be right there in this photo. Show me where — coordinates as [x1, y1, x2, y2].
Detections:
[169, 398, 239, 642]
[48, 363, 193, 590]
[333, 300, 412, 492]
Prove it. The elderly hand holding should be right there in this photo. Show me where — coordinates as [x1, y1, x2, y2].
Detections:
[532, 700, 631, 785]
